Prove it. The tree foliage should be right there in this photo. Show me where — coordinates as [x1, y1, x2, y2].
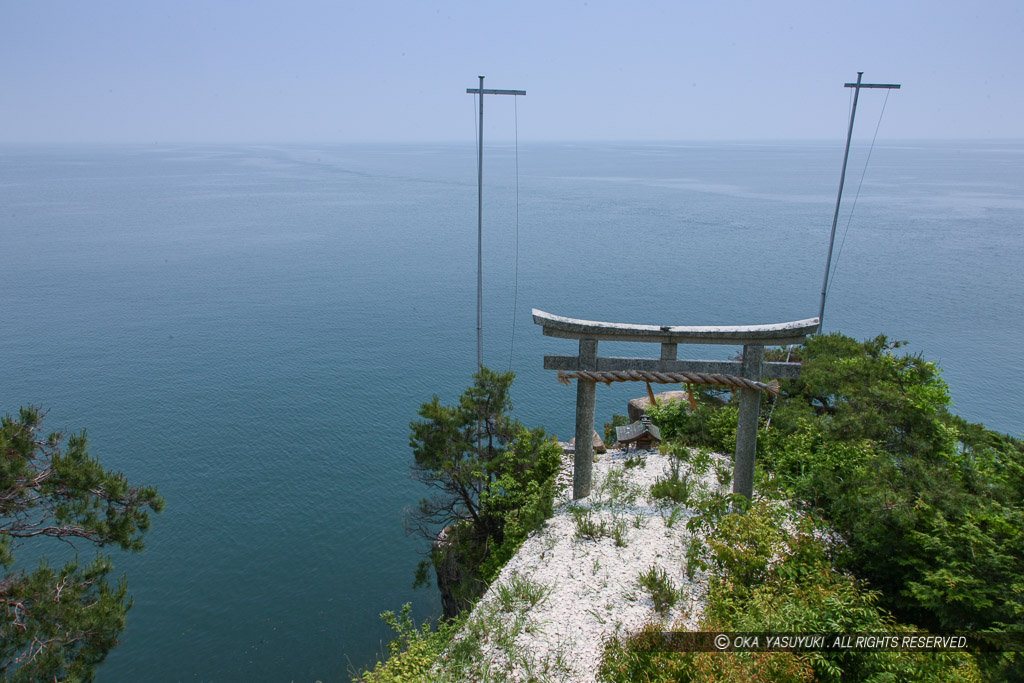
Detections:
[647, 332, 1024, 680]
[1, 407, 163, 681]
[409, 368, 518, 539]
[408, 368, 561, 612]
[602, 497, 982, 682]
[764, 335, 1024, 640]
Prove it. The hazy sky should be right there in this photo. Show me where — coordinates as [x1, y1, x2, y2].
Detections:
[2, 0, 1021, 143]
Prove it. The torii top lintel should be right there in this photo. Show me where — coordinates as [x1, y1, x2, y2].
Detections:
[532, 309, 819, 346]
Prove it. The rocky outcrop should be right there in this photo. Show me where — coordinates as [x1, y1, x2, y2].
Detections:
[432, 525, 470, 619]
[568, 429, 607, 454]
[627, 390, 692, 422]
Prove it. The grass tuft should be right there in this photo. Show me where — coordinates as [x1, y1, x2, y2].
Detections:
[637, 565, 678, 615]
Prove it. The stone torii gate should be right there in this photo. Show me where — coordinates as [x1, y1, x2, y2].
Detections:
[533, 309, 819, 500]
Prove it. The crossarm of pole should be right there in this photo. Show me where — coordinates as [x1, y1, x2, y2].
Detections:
[466, 88, 527, 95]
[844, 83, 901, 89]
[532, 309, 819, 347]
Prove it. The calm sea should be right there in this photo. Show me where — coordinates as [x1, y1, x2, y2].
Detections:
[1, 141, 1021, 680]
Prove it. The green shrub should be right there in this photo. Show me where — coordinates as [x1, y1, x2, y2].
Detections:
[645, 398, 692, 441]
[495, 573, 551, 612]
[662, 506, 684, 529]
[643, 389, 736, 450]
[650, 459, 691, 504]
[707, 405, 739, 454]
[604, 413, 630, 446]
[604, 498, 983, 682]
[637, 565, 678, 615]
[757, 333, 1024, 680]
[571, 506, 607, 540]
[409, 368, 562, 611]
[357, 604, 458, 683]
[601, 621, 817, 683]
[477, 427, 562, 582]
[596, 467, 640, 506]
[690, 447, 715, 477]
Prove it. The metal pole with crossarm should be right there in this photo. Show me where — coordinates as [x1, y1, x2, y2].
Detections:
[818, 72, 900, 331]
[466, 76, 525, 371]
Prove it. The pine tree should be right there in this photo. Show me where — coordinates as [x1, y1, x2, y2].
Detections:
[408, 368, 560, 615]
[1, 406, 164, 680]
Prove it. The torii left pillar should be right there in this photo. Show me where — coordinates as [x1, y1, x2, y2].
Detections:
[573, 339, 598, 498]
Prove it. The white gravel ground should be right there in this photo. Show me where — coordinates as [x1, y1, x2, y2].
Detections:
[452, 445, 730, 682]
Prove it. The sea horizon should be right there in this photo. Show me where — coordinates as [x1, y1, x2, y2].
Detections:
[2, 139, 1020, 679]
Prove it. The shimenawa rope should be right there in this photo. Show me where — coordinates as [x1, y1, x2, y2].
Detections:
[556, 370, 780, 397]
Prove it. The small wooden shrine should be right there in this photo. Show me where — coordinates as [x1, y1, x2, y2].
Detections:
[615, 416, 662, 451]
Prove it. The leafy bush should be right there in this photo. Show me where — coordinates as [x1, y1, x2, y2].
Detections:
[357, 604, 457, 683]
[645, 398, 692, 441]
[649, 334, 1024, 676]
[477, 427, 561, 582]
[706, 405, 739, 454]
[620, 332, 1024, 680]
[647, 395, 739, 455]
[601, 620, 816, 683]
[603, 497, 983, 682]
[760, 333, 1024, 680]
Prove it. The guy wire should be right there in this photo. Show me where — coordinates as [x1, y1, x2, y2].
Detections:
[827, 89, 891, 295]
